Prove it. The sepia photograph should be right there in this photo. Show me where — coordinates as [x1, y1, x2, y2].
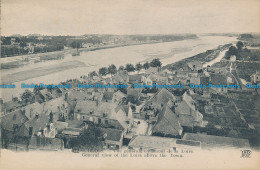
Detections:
[0, 0, 260, 169]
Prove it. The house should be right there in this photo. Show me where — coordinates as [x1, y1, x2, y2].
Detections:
[128, 74, 143, 84]
[146, 88, 176, 110]
[142, 75, 154, 85]
[187, 61, 203, 72]
[145, 67, 159, 74]
[112, 104, 133, 131]
[0, 110, 28, 133]
[28, 136, 64, 151]
[112, 90, 126, 103]
[67, 90, 93, 102]
[128, 135, 201, 152]
[74, 101, 124, 130]
[0, 97, 21, 116]
[102, 91, 114, 103]
[251, 71, 260, 84]
[18, 114, 57, 138]
[183, 133, 250, 149]
[38, 88, 62, 102]
[175, 92, 203, 127]
[42, 97, 70, 121]
[152, 106, 183, 138]
[127, 88, 142, 100]
[100, 127, 124, 150]
[112, 71, 129, 84]
[150, 73, 168, 84]
[21, 102, 44, 120]
[160, 68, 175, 77]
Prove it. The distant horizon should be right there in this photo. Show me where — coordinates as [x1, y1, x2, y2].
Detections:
[2, 32, 260, 37]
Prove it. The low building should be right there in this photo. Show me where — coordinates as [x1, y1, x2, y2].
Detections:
[152, 106, 183, 138]
[100, 128, 124, 150]
[28, 136, 64, 151]
[18, 114, 57, 138]
[175, 92, 204, 127]
[0, 98, 21, 116]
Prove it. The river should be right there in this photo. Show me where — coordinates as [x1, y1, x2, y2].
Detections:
[0, 35, 237, 101]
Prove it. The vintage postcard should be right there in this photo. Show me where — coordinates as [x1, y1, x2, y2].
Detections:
[0, 0, 260, 169]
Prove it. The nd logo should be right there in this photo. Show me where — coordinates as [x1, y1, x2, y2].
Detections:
[241, 150, 251, 158]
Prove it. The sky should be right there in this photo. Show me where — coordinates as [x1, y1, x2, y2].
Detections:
[1, 0, 260, 36]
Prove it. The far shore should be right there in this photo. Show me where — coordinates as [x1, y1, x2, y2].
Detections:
[0, 37, 198, 62]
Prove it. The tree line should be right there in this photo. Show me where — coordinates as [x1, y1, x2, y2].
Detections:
[90, 58, 162, 77]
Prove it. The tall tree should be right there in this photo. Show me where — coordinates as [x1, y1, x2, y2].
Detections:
[150, 58, 162, 68]
[89, 71, 98, 78]
[99, 67, 108, 76]
[135, 63, 142, 74]
[125, 64, 135, 72]
[118, 66, 125, 71]
[236, 41, 244, 50]
[21, 90, 34, 103]
[226, 46, 238, 58]
[77, 125, 103, 152]
[143, 62, 150, 70]
[108, 64, 117, 75]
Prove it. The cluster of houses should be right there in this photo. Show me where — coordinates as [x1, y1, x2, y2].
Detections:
[1, 60, 254, 152]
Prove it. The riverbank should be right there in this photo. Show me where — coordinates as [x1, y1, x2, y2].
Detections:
[1, 60, 86, 84]
[162, 43, 232, 71]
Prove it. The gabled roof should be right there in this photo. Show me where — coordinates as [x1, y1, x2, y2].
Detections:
[114, 90, 126, 98]
[147, 88, 176, 106]
[74, 100, 97, 114]
[1, 100, 20, 113]
[23, 102, 43, 119]
[127, 88, 142, 97]
[115, 105, 130, 116]
[183, 133, 250, 149]
[152, 106, 183, 136]
[102, 91, 114, 102]
[128, 74, 143, 82]
[75, 100, 116, 117]
[21, 114, 51, 137]
[68, 90, 93, 101]
[175, 92, 203, 126]
[0, 110, 28, 131]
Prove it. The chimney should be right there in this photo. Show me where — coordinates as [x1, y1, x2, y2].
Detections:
[35, 114, 39, 119]
[29, 126, 33, 136]
[49, 112, 53, 123]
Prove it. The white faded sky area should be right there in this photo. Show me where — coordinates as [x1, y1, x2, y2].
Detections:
[1, 0, 260, 36]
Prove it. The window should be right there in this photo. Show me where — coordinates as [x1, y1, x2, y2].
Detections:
[98, 118, 101, 124]
[13, 114, 16, 120]
[105, 120, 108, 124]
